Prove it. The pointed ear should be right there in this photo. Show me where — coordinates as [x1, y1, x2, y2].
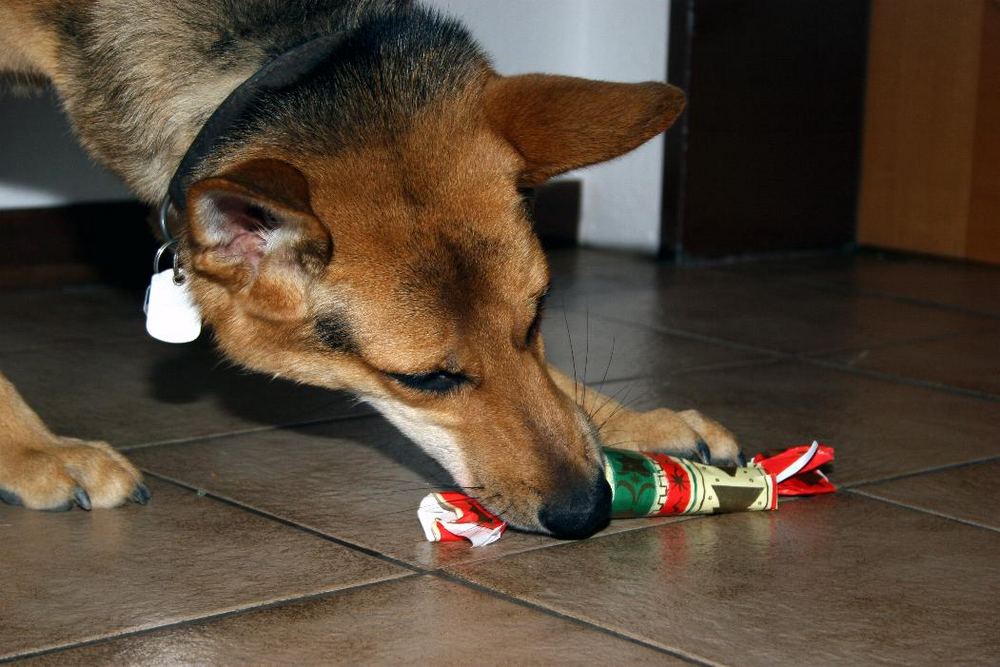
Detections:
[186, 159, 332, 321]
[484, 74, 686, 186]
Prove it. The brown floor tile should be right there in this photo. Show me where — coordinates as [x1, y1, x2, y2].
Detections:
[855, 460, 1000, 530]
[542, 309, 767, 383]
[451, 494, 1000, 665]
[23, 576, 676, 666]
[0, 479, 407, 661]
[721, 254, 1000, 317]
[0, 285, 147, 353]
[544, 247, 679, 298]
[0, 337, 368, 448]
[563, 278, 997, 355]
[596, 361, 1000, 486]
[816, 330, 1000, 397]
[129, 418, 688, 569]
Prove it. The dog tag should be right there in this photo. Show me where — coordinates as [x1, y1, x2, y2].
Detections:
[144, 269, 201, 343]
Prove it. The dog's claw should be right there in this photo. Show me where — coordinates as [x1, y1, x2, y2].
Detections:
[0, 488, 23, 506]
[131, 483, 151, 505]
[74, 488, 93, 511]
[736, 452, 747, 467]
[696, 440, 711, 464]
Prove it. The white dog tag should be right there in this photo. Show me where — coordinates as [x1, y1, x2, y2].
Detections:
[144, 269, 201, 343]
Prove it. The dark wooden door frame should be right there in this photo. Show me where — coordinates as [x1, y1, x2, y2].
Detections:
[661, 0, 870, 262]
[661, 0, 693, 261]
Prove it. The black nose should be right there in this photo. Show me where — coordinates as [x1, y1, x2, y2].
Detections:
[538, 475, 611, 539]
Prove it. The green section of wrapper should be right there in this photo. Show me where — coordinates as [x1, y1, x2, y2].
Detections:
[604, 449, 667, 518]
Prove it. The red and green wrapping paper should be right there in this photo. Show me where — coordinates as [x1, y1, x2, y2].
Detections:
[604, 442, 834, 517]
[418, 442, 835, 546]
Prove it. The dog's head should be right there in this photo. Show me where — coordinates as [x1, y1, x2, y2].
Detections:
[181, 72, 684, 538]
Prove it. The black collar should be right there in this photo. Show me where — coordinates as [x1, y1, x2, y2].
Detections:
[165, 32, 344, 216]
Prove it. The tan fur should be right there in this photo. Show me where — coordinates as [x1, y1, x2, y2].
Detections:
[0, 374, 142, 510]
[0, 2, 736, 535]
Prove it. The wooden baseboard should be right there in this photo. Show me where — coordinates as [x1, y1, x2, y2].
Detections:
[530, 179, 581, 249]
[0, 202, 157, 289]
[0, 181, 582, 289]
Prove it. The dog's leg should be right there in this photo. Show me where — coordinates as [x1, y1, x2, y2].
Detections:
[548, 366, 743, 465]
[0, 372, 149, 511]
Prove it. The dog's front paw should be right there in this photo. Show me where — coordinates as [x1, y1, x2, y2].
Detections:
[602, 407, 744, 466]
[0, 437, 149, 511]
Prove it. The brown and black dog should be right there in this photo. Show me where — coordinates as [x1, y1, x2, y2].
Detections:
[0, 0, 740, 538]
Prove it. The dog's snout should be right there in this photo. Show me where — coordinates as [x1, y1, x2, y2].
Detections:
[538, 475, 611, 539]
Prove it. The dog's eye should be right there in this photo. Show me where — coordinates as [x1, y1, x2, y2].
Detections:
[526, 310, 543, 344]
[526, 289, 549, 344]
[387, 370, 467, 394]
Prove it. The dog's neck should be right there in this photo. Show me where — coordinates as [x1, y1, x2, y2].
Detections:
[166, 33, 347, 215]
[39, 0, 414, 203]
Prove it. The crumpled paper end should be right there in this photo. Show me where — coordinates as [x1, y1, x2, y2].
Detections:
[752, 441, 836, 496]
[418, 492, 507, 548]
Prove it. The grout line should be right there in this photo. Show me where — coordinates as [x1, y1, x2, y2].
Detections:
[845, 489, 1000, 534]
[119, 410, 377, 452]
[438, 516, 703, 570]
[785, 277, 1000, 321]
[708, 257, 1000, 320]
[840, 454, 1000, 489]
[140, 470, 426, 574]
[579, 310, 786, 357]
[0, 574, 423, 664]
[582, 357, 784, 390]
[797, 328, 999, 359]
[579, 308, 999, 403]
[800, 357, 1000, 402]
[434, 570, 719, 666]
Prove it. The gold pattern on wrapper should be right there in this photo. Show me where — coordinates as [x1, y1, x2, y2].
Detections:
[603, 448, 777, 518]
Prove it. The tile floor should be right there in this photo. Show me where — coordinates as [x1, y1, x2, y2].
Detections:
[2, 249, 999, 665]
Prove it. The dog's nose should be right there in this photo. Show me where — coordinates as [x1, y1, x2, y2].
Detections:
[538, 475, 611, 539]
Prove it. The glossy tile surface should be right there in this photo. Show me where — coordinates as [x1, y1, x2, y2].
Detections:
[0, 480, 407, 661]
[856, 460, 1000, 530]
[0, 336, 367, 448]
[542, 308, 766, 382]
[719, 253, 1000, 316]
[22, 576, 677, 666]
[596, 362, 1000, 486]
[0, 285, 146, 353]
[453, 495, 1000, 665]
[563, 279, 997, 355]
[4, 248, 999, 664]
[817, 330, 1000, 397]
[128, 418, 687, 569]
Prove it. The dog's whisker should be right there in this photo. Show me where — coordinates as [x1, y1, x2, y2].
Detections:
[596, 335, 616, 405]
[583, 309, 591, 414]
[595, 382, 639, 434]
[562, 308, 581, 407]
[591, 380, 634, 425]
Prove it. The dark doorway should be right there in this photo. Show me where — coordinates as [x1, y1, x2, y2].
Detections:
[662, 0, 871, 260]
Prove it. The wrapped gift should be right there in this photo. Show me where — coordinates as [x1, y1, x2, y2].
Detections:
[605, 441, 834, 518]
[419, 443, 835, 546]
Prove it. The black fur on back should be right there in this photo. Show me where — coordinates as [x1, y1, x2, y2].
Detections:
[193, 4, 490, 182]
[19, 0, 490, 201]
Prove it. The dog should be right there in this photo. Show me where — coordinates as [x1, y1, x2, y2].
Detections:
[0, 0, 741, 539]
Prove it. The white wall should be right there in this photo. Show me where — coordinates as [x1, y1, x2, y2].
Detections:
[0, 91, 132, 208]
[425, 0, 670, 253]
[0, 2, 670, 253]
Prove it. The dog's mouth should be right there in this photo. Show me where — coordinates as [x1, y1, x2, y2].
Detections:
[458, 421, 611, 540]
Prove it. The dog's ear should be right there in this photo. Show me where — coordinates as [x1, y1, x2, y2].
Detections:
[484, 74, 686, 186]
[185, 159, 332, 321]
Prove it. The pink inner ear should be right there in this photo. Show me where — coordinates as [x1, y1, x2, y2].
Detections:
[207, 194, 280, 269]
